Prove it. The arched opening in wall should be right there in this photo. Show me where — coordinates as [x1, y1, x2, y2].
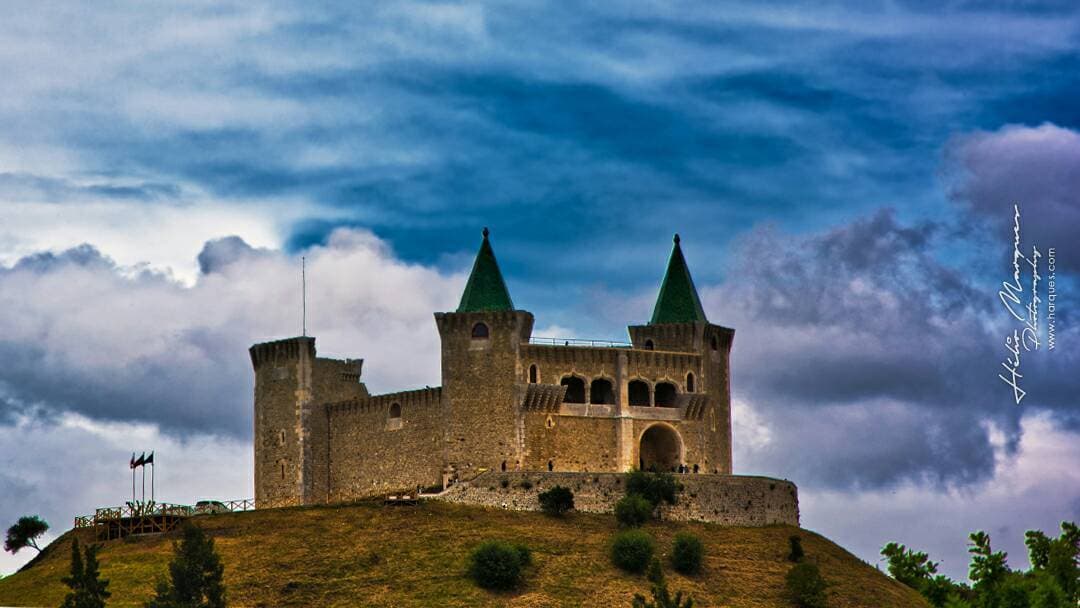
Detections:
[529, 364, 538, 383]
[590, 378, 615, 405]
[686, 372, 695, 393]
[389, 403, 401, 419]
[654, 382, 678, 407]
[639, 424, 682, 472]
[560, 376, 586, 404]
[644, 339, 655, 350]
[501, 460, 507, 472]
[471, 322, 489, 339]
[628, 380, 650, 406]
[710, 335, 718, 351]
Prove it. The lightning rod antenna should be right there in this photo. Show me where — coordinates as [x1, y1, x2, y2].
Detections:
[302, 256, 307, 337]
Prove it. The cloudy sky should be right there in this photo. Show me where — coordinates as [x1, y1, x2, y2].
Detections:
[2, 1, 1078, 581]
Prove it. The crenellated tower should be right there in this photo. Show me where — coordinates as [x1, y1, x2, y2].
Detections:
[435, 228, 534, 483]
[627, 234, 734, 474]
[250, 336, 366, 507]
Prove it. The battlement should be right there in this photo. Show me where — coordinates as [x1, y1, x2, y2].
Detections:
[327, 386, 443, 415]
[249, 336, 316, 368]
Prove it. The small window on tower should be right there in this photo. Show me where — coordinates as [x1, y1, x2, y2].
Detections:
[278, 430, 286, 446]
[280, 461, 286, 480]
[471, 322, 489, 339]
[710, 335, 719, 351]
[686, 372, 695, 393]
[644, 339, 655, 350]
[389, 403, 402, 419]
[529, 364, 538, 383]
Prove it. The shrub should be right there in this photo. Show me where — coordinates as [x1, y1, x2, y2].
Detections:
[789, 535, 805, 562]
[632, 558, 694, 608]
[616, 495, 654, 528]
[145, 522, 226, 608]
[671, 533, 703, 575]
[500, 479, 510, 489]
[519, 479, 534, 490]
[611, 530, 655, 574]
[785, 562, 828, 608]
[538, 486, 574, 516]
[625, 471, 679, 507]
[468, 540, 530, 591]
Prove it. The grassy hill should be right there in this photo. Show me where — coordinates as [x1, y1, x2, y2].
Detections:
[0, 500, 927, 607]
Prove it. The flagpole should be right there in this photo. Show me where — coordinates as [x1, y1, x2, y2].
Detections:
[302, 256, 307, 337]
[142, 463, 146, 504]
[151, 459, 155, 503]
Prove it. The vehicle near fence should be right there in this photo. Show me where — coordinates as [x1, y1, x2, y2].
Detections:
[194, 500, 229, 515]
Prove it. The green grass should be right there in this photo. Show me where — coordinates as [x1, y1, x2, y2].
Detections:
[0, 501, 928, 607]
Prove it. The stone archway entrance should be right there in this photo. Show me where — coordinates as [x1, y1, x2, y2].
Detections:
[639, 424, 682, 472]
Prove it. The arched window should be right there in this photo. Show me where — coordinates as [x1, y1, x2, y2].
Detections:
[654, 382, 678, 407]
[389, 403, 401, 419]
[710, 335, 718, 351]
[560, 376, 586, 404]
[529, 364, 538, 383]
[590, 378, 615, 404]
[471, 322, 489, 339]
[686, 372, 695, 392]
[644, 339, 655, 350]
[628, 380, 650, 406]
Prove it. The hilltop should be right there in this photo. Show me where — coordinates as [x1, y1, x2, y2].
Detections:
[0, 501, 927, 607]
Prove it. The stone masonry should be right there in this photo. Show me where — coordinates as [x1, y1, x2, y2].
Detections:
[249, 229, 800, 524]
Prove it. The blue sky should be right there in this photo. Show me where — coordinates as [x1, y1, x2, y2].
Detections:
[1, 1, 1079, 581]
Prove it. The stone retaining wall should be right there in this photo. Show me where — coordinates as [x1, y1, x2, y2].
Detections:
[434, 471, 799, 526]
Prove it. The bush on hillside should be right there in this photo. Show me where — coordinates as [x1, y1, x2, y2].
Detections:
[615, 495, 654, 528]
[611, 530, 655, 574]
[538, 486, 574, 517]
[671, 533, 703, 575]
[789, 535, 805, 562]
[625, 471, 679, 507]
[468, 540, 530, 591]
[786, 562, 828, 608]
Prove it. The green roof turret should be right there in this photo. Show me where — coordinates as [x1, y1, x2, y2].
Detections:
[649, 233, 707, 324]
[457, 227, 514, 312]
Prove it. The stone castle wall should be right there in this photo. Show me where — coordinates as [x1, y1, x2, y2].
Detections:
[436, 471, 799, 527]
[327, 387, 444, 502]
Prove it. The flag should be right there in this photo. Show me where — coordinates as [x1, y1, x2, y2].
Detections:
[129, 453, 136, 469]
[134, 452, 146, 468]
[145, 451, 154, 465]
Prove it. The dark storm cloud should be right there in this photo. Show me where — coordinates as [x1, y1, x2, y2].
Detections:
[944, 123, 1080, 260]
[197, 236, 272, 275]
[715, 209, 1080, 490]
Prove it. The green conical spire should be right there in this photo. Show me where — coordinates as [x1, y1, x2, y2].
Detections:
[650, 234, 707, 324]
[457, 227, 515, 312]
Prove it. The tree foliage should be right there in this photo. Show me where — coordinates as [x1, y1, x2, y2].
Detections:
[145, 522, 226, 608]
[468, 539, 531, 591]
[538, 486, 574, 517]
[615, 495, 654, 528]
[625, 470, 679, 508]
[632, 558, 694, 608]
[882, 521, 1078, 608]
[785, 562, 829, 608]
[60, 537, 111, 608]
[611, 529, 655, 574]
[670, 533, 703, 575]
[4, 515, 49, 554]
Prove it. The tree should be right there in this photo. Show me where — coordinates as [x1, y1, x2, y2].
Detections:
[538, 486, 574, 517]
[881, 542, 940, 588]
[968, 531, 1009, 601]
[785, 562, 828, 608]
[468, 539, 530, 591]
[60, 537, 111, 608]
[4, 515, 49, 554]
[625, 470, 679, 508]
[631, 558, 694, 608]
[145, 522, 226, 608]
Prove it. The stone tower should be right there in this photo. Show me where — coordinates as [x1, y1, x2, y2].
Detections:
[249, 336, 365, 507]
[435, 228, 534, 482]
[627, 234, 734, 473]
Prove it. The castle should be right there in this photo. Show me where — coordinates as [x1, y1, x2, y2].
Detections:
[250, 230, 797, 525]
